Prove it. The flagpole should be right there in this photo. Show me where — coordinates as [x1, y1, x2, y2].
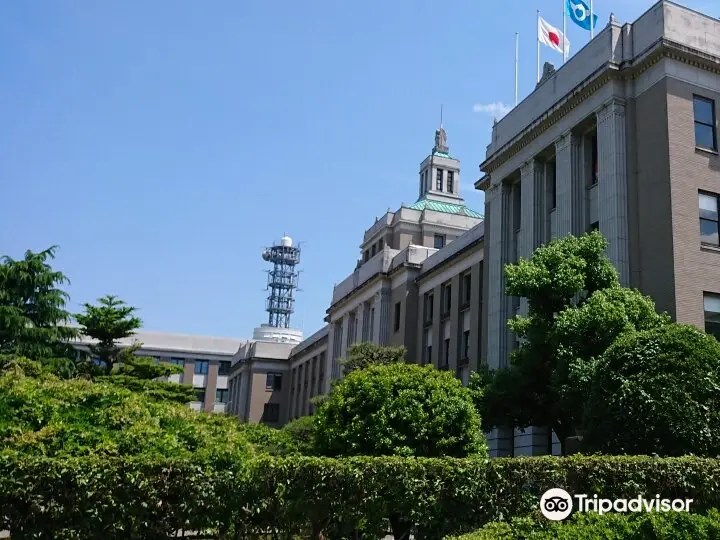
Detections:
[562, 0, 567, 62]
[515, 32, 519, 106]
[590, 0, 594, 39]
[536, 10, 540, 83]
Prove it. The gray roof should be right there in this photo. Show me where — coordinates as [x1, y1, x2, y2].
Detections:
[290, 325, 329, 357]
[72, 330, 246, 356]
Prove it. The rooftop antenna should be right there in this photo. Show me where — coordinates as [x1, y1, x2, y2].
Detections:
[440, 104, 444, 129]
[261, 234, 301, 328]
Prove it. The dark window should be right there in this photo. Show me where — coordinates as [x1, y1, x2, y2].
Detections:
[266, 372, 283, 391]
[170, 357, 185, 367]
[425, 345, 432, 365]
[434, 234, 445, 249]
[513, 183, 521, 232]
[591, 134, 598, 185]
[371, 244, 376, 256]
[443, 339, 450, 366]
[436, 169, 443, 190]
[263, 403, 280, 423]
[705, 294, 720, 341]
[394, 302, 401, 332]
[462, 330, 470, 359]
[378, 238, 384, 250]
[700, 192, 720, 246]
[216, 389, 229, 403]
[462, 273, 472, 305]
[447, 171, 454, 193]
[195, 388, 206, 403]
[194, 360, 209, 375]
[218, 361, 231, 376]
[694, 96, 717, 151]
[424, 293, 434, 324]
[442, 284, 452, 316]
[364, 250, 370, 262]
[590, 221, 599, 232]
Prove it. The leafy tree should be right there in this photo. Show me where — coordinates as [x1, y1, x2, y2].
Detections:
[0, 246, 78, 361]
[340, 342, 406, 375]
[475, 232, 668, 452]
[314, 363, 487, 458]
[75, 294, 142, 375]
[582, 323, 720, 456]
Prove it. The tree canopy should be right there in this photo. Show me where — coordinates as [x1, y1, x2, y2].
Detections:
[0, 246, 78, 361]
[340, 342, 406, 376]
[582, 323, 720, 456]
[474, 232, 668, 451]
[314, 363, 487, 458]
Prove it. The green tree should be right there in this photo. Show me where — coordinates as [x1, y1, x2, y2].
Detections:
[582, 323, 720, 456]
[314, 363, 487, 458]
[75, 294, 142, 375]
[340, 342, 406, 375]
[475, 232, 667, 452]
[0, 246, 78, 361]
[282, 415, 317, 455]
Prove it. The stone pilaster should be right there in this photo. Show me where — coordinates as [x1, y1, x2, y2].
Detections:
[378, 288, 392, 345]
[555, 132, 573, 238]
[518, 160, 538, 317]
[571, 136, 586, 235]
[597, 98, 630, 285]
[485, 183, 508, 370]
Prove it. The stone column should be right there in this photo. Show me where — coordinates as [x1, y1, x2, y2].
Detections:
[597, 98, 630, 285]
[518, 160, 539, 317]
[358, 303, 367, 343]
[485, 182, 507, 371]
[555, 131, 573, 238]
[571, 136, 586, 235]
[378, 288, 392, 345]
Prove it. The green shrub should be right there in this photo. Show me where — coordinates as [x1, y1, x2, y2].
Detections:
[314, 363, 487, 458]
[3, 454, 720, 538]
[238, 422, 300, 456]
[582, 323, 720, 456]
[282, 415, 318, 455]
[448, 510, 720, 539]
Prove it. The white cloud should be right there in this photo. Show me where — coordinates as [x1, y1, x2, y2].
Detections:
[473, 102, 513, 120]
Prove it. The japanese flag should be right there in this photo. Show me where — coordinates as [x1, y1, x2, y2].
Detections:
[538, 16, 570, 55]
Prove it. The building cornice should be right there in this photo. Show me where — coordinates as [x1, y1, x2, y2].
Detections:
[478, 38, 717, 180]
[415, 236, 484, 283]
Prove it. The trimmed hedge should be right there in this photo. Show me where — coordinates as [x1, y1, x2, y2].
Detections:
[2, 454, 720, 539]
[449, 510, 720, 539]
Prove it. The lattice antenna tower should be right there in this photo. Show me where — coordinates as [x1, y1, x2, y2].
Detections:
[261, 234, 301, 328]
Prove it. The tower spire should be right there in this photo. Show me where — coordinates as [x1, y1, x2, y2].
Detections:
[440, 104, 443, 129]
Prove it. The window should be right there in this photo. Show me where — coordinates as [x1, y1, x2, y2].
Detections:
[590, 221, 599, 232]
[436, 169, 443, 190]
[218, 361, 231, 376]
[447, 171, 454, 193]
[394, 302, 401, 332]
[364, 249, 370, 262]
[195, 388, 206, 403]
[461, 310, 471, 360]
[441, 283, 452, 316]
[423, 329, 432, 365]
[424, 292, 434, 325]
[705, 293, 720, 342]
[170, 357, 185, 367]
[216, 388, 229, 403]
[434, 234, 445, 249]
[462, 273, 472, 306]
[694, 95, 717, 151]
[263, 403, 280, 423]
[700, 192, 720, 246]
[371, 244, 376, 256]
[194, 360, 209, 374]
[266, 372, 283, 391]
[442, 321, 450, 368]
[591, 134, 598, 185]
[378, 238, 384, 250]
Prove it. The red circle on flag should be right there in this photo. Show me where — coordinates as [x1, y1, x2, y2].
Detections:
[549, 31, 560, 46]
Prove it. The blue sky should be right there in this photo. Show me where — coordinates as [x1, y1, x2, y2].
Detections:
[0, 0, 712, 339]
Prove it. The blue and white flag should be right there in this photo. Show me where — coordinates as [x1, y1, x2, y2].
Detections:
[566, 0, 598, 31]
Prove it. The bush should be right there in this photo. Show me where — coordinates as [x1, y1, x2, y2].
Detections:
[238, 422, 300, 456]
[3, 454, 720, 538]
[314, 363, 487, 458]
[448, 510, 720, 539]
[0, 369, 251, 461]
[283, 415, 318, 455]
[582, 323, 720, 456]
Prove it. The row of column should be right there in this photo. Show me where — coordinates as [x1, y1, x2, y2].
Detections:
[484, 97, 630, 456]
[289, 353, 325, 419]
[228, 371, 250, 422]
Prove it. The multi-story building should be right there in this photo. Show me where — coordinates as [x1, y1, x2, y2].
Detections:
[477, 0, 720, 456]
[323, 127, 483, 390]
[73, 330, 244, 413]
